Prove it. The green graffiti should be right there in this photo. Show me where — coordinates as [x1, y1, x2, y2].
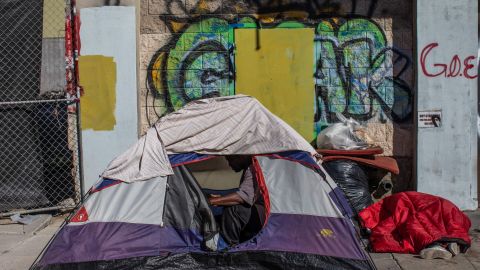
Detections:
[148, 16, 411, 136]
[165, 18, 234, 110]
[314, 18, 396, 133]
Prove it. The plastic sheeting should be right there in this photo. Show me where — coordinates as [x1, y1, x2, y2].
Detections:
[33, 251, 373, 270]
[0, 104, 75, 211]
[0, 0, 47, 212]
[0, 0, 43, 101]
[323, 160, 373, 214]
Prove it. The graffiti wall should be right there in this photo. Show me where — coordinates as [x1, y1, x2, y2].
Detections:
[140, 0, 414, 189]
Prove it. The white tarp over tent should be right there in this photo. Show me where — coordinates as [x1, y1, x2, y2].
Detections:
[102, 95, 316, 183]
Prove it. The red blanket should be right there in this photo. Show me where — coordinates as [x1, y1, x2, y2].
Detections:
[359, 192, 471, 254]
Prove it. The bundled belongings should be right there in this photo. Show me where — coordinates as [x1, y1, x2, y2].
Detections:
[319, 147, 399, 215]
[316, 113, 369, 150]
[323, 160, 372, 214]
[31, 95, 375, 270]
[359, 191, 471, 257]
[318, 148, 399, 175]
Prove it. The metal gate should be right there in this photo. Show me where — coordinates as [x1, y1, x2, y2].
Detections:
[0, 0, 82, 216]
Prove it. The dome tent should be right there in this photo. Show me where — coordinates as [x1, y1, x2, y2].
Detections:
[31, 95, 375, 270]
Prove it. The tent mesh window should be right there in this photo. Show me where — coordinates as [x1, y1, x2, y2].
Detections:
[0, 0, 82, 216]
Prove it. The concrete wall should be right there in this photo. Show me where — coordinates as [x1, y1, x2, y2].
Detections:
[417, 0, 478, 210]
[139, 0, 415, 190]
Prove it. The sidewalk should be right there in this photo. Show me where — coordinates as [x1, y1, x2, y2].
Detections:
[0, 214, 64, 270]
[0, 211, 479, 269]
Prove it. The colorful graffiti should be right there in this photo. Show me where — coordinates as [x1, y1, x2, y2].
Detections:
[145, 1, 413, 139]
[148, 18, 235, 110]
[313, 19, 412, 132]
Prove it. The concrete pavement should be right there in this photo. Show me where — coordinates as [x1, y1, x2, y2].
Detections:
[1, 211, 480, 269]
[0, 215, 64, 270]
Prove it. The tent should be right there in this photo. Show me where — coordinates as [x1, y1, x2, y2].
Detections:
[31, 95, 375, 270]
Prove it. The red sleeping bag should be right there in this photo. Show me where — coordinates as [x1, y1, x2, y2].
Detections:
[359, 191, 471, 254]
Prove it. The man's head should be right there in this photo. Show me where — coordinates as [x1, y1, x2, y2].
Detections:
[225, 155, 252, 172]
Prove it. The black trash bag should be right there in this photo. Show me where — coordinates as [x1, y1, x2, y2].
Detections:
[323, 160, 373, 215]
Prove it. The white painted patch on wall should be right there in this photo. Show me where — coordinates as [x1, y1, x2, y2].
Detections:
[79, 6, 138, 191]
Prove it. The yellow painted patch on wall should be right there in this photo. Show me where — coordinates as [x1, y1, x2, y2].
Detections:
[235, 28, 315, 140]
[78, 55, 117, 131]
[42, 0, 66, 38]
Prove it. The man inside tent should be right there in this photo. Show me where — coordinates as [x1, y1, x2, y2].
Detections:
[208, 155, 265, 246]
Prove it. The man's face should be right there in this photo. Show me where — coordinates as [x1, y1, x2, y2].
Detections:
[225, 155, 252, 172]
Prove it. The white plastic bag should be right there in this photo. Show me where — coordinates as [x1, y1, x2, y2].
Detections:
[10, 213, 40, 225]
[316, 113, 369, 150]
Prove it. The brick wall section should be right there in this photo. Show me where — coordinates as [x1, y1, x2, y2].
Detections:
[139, 0, 415, 191]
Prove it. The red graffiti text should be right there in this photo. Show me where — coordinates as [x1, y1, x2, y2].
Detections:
[420, 43, 478, 79]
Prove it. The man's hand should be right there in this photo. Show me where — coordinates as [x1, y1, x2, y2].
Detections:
[208, 194, 221, 205]
[208, 193, 244, 206]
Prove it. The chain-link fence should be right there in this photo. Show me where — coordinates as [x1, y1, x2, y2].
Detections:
[0, 0, 82, 216]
